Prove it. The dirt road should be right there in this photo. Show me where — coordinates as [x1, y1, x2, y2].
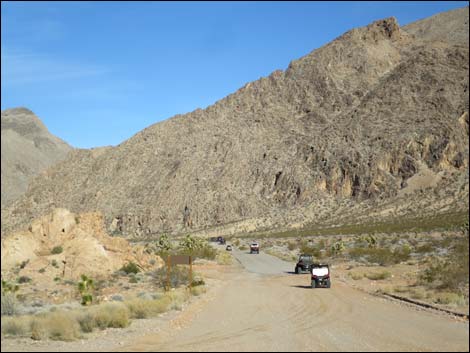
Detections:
[118, 248, 469, 352]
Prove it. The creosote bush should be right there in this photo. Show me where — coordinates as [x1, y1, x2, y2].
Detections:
[120, 262, 141, 275]
[51, 246, 63, 255]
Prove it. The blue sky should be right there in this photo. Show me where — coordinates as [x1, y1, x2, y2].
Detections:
[1, 1, 467, 148]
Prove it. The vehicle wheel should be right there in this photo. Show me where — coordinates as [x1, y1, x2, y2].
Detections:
[295, 267, 299, 274]
[311, 280, 316, 289]
[326, 279, 331, 288]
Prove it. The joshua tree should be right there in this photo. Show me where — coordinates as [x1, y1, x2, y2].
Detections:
[78, 274, 94, 306]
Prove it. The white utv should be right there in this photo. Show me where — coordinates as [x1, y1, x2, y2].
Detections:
[311, 264, 331, 288]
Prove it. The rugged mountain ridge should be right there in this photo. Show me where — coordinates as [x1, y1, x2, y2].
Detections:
[1, 108, 73, 207]
[2, 8, 468, 238]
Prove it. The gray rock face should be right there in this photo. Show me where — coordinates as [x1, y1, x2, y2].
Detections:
[1, 8, 468, 238]
[1, 108, 73, 207]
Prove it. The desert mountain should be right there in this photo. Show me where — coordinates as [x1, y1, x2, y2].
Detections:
[1, 108, 73, 207]
[1, 8, 468, 238]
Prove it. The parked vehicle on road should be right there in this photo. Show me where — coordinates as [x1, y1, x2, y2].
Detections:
[217, 236, 226, 245]
[250, 242, 260, 254]
[311, 264, 330, 288]
[295, 254, 314, 274]
[226, 245, 232, 251]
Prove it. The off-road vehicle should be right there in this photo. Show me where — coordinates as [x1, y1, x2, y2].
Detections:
[311, 263, 330, 288]
[295, 254, 314, 274]
[250, 242, 259, 254]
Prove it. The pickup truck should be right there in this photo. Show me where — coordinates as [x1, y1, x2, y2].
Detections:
[311, 264, 330, 288]
[250, 242, 260, 254]
[295, 254, 314, 274]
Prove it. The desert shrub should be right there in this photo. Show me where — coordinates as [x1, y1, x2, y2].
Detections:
[239, 245, 248, 251]
[420, 260, 442, 284]
[17, 276, 32, 284]
[1, 292, 19, 316]
[192, 244, 217, 260]
[349, 272, 363, 280]
[190, 286, 206, 297]
[393, 286, 408, 293]
[128, 274, 139, 284]
[152, 266, 189, 289]
[38, 268, 46, 274]
[365, 271, 391, 280]
[299, 242, 323, 258]
[190, 278, 205, 287]
[420, 236, 469, 291]
[120, 262, 141, 275]
[51, 246, 63, 255]
[415, 243, 435, 253]
[349, 246, 410, 266]
[1, 280, 19, 294]
[434, 292, 466, 306]
[233, 239, 240, 247]
[51, 259, 59, 268]
[125, 296, 172, 319]
[20, 260, 30, 269]
[1, 316, 30, 336]
[287, 242, 297, 251]
[32, 312, 81, 341]
[216, 251, 232, 265]
[409, 288, 426, 300]
[91, 302, 130, 329]
[166, 290, 189, 311]
[77, 312, 96, 333]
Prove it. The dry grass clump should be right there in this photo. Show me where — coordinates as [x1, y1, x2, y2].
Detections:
[1, 292, 19, 316]
[1, 288, 198, 341]
[364, 271, 391, 281]
[434, 292, 467, 306]
[190, 286, 207, 297]
[349, 272, 363, 280]
[216, 251, 232, 265]
[125, 296, 172, 319]
[90, 302, 130, 329]
[1, 316, 30, 337]
[31, 312, 81, 341]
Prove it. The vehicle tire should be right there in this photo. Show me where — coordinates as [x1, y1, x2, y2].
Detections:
[295, 267, 299, 274]
[311, 280, 316, 289]
[326, 279, 331, 288]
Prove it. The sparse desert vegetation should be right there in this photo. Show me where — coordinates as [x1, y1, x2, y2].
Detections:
[257, 220, 469, 313]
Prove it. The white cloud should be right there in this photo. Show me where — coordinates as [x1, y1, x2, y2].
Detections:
[1, 47, 109, 86]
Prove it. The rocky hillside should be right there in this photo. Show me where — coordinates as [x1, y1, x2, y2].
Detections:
[2, 8, 468, 238]
[1, 108, 73, 207]
[1, 208, 163, 282]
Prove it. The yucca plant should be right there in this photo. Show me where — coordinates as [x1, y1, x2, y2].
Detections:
[78, 275, 94, 306]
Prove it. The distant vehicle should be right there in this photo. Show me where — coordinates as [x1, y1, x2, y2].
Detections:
[250, 242, 259, 254]
[226, 245, 232, 251]
[311, 264, 330, 288]
[295, 254, 314, 274]
[217, 236, 226, 245]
